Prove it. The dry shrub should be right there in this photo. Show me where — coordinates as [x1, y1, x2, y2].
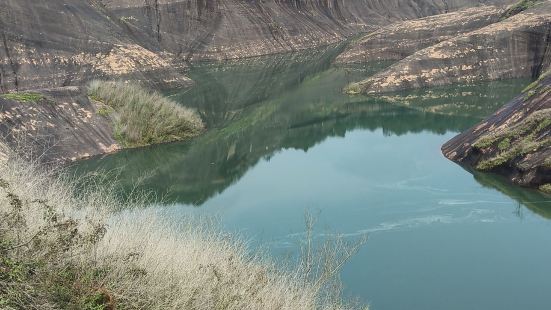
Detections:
[0, 151, 367, 310]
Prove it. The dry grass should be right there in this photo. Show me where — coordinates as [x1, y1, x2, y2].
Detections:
[88, 80, 204, 147]
[0, 150, 367, 310]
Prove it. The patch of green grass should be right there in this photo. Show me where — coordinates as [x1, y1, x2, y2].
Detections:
[0, 92, 44, 103]
[501, 0, 544, 20]
[96, 105, 113, 117]
[475, 109, 551, 170]
[498, 137, 511, 151]
[522, 79, 551, 100]
[344, 83, 362, 95]
[82, 291, 112, 310]
[88, 80, 205, 147]
[88, 94, 104, 103]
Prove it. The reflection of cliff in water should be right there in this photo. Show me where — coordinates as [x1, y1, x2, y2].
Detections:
[70, 47, 530, 206]
[471, 170, 551, 219]
[167, 43, 374, 128]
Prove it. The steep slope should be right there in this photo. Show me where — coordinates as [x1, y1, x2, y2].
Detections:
[0, 0, 514, 92]
[0, 0, 193, 93]
[442, 72, 551, 191]
[347, 0, 551, 94]
[0, 87, 119, 164]
[335, 6, 505, 64]
[103, 0, 514, 61]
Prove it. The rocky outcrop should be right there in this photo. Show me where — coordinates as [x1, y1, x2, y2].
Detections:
[0, 87, 119, 164]
[442, 72, 551, 191]
[0, 0, 514, 92]
[335, 6, 505, 64]
[103, 0, 513, 61]
[0, 0, 193, 93]
[347, 0, 551, 94]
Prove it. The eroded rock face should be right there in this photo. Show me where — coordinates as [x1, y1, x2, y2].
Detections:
[103, 0, 513, 61]
[348, 1, 551, 94]
[335, 6, 505, 64]
[0, 87, 119, 164]
[0, 0, 192, 93]
[442, 73, 551, 190]
[0, 0, 514, 92]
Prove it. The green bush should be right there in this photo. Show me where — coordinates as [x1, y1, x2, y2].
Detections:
[88, 80, 204, 147]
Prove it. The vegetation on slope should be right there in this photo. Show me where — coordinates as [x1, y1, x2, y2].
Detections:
[0, 150, 366, 309]
[471, 68, 551, 174]
[0, 92, 44, 103]
[501, 0, 545, 19]
[473, 108, 551, 170]
[88, 81, 204, 147]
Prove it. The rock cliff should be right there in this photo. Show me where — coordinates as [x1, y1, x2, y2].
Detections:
[0, 87, 119, 165]
[1, 0, 513, 92]
[0, 0, 193, 93]
[335, 6, 505, 64]
[103, 0, 513, 61]
[442, 72, 551, 191]
[0, 0, 520, 164]
[346, 0, 551, 94]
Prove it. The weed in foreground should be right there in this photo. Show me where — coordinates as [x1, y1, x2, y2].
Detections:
[0, 151, 367, 310]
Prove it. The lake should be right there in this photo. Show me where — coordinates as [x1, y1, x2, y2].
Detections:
[70, 45, 551, 310]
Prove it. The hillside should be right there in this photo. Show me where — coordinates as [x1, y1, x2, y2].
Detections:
[1, 0, 512, 92]
[344, 0, 550, 94]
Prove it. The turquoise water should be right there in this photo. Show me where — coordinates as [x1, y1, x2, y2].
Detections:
[71, 46, 551, 309]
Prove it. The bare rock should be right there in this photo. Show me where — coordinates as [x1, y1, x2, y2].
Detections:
[349, 1, 551, 94]
[0, 87, 119, 165]
[335, 6, 505, 64]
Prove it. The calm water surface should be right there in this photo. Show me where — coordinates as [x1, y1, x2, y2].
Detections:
[72, 46, 551, 310]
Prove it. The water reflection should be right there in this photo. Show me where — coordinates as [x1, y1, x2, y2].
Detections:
[472, 169, 551, 219]
[70, 46, 535, 210]
[68, 47, 551, 309]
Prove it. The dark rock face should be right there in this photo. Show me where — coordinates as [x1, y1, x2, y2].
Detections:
[335, 6, 505, 64]
[348, 1, 551, 94]
[0, 87, 119, 165]
[442, 73, 551, 190]
[0, 0, 514, 92]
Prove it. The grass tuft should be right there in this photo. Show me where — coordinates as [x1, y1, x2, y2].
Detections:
[344, 83, 362, 95]
[0, 92, 44, 103]
[88, 80, 204, 147]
